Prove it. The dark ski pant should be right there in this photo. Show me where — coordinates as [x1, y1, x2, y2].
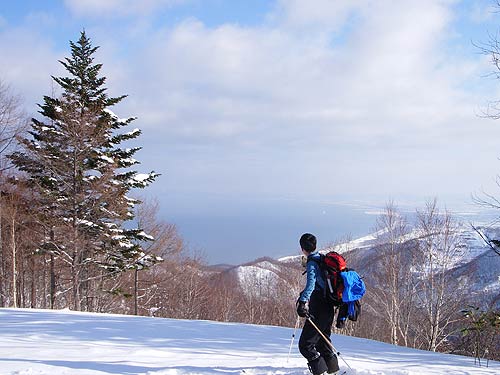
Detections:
[298, 290, 335, 362]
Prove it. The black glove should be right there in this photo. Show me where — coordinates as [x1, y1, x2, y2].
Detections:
[296, 300, 309, 318]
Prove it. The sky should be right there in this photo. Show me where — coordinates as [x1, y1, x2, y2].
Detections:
[1, 308, 499, 374]
[2, 1, 500, 264]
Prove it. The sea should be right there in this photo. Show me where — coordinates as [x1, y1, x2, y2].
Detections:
[157, 193, 492, 265]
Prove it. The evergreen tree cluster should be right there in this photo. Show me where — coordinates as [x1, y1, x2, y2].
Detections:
[7, 31, 159, 310]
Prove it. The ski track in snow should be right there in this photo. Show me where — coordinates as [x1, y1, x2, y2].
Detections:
[0, 308, 498, 375]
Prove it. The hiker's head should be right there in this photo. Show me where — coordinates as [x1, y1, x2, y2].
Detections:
[299, 233, 317, 254]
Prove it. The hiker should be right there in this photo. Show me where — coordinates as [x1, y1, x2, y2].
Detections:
[296, 233, 340, 375]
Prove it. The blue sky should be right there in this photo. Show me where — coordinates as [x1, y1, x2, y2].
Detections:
[2, 1, 500, 264]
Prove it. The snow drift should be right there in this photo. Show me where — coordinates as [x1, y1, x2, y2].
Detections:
[0, 308, 498, 375]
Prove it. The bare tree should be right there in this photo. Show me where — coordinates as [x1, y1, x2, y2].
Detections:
[472, 5, 500, 256]
[414, 200, 468, 351]
[0, 79, 28, 307]
[129, 197, 181, 314]
[0, 79, 28, 170]
[371, 202, 418, 346]
[0, 178, 43, 308]
[470, 223, 500, 257]
[207, 273, 239, 322]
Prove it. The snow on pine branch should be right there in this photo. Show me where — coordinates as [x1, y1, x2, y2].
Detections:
[102, 108, 137, 125]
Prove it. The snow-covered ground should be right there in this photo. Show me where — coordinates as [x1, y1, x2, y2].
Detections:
[0, 308, 498, 375]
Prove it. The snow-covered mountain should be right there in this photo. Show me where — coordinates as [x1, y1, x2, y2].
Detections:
[213, 257, 295, 298]
[218, 223, 500, 307]
[1, 308, 498, 374]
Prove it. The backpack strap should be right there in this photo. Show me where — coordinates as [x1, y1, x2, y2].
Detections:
[306, 253, 326, 273]
[305, 254, 327, 295]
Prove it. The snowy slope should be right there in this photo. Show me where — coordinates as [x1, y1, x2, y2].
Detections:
[0, 308, 498, 375]
[221, 258, 289, 298]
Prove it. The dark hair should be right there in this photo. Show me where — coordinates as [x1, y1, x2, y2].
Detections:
[300, 233, 317, 253]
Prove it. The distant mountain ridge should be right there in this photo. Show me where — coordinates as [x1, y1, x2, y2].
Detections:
[210, 223, 500, 307]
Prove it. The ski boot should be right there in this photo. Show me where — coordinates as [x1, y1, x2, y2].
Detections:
[307, 355, 328, 375]
[324, 354, 339, 374]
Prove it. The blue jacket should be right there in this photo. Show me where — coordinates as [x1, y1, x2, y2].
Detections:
[340, 269, 366, 319]
[299, 251, 326, 302]
[341, 270, 366, 302]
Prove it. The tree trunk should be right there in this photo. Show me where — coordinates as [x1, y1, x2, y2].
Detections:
[50, 253, 55, 309]
[49, 228, 56, 309]
[11, 214, 17, 308]
[72, 257, 80, 311]
[0, 195, 4, 307]
[134, 269, 138, 315]
[30, 255, 36, 308]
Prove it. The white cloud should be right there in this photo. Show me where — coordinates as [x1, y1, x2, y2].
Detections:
[0, 28, 64, 113]
[2, 0, 500, 204]
[125, 1, 471, 145]
[116, 0, 499, 200]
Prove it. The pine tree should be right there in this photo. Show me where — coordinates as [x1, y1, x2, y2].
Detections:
[9, 31, 160, 311]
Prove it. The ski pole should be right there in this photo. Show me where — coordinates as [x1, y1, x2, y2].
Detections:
[287, 316, 301, 362]
[306, 316, 353, 372]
